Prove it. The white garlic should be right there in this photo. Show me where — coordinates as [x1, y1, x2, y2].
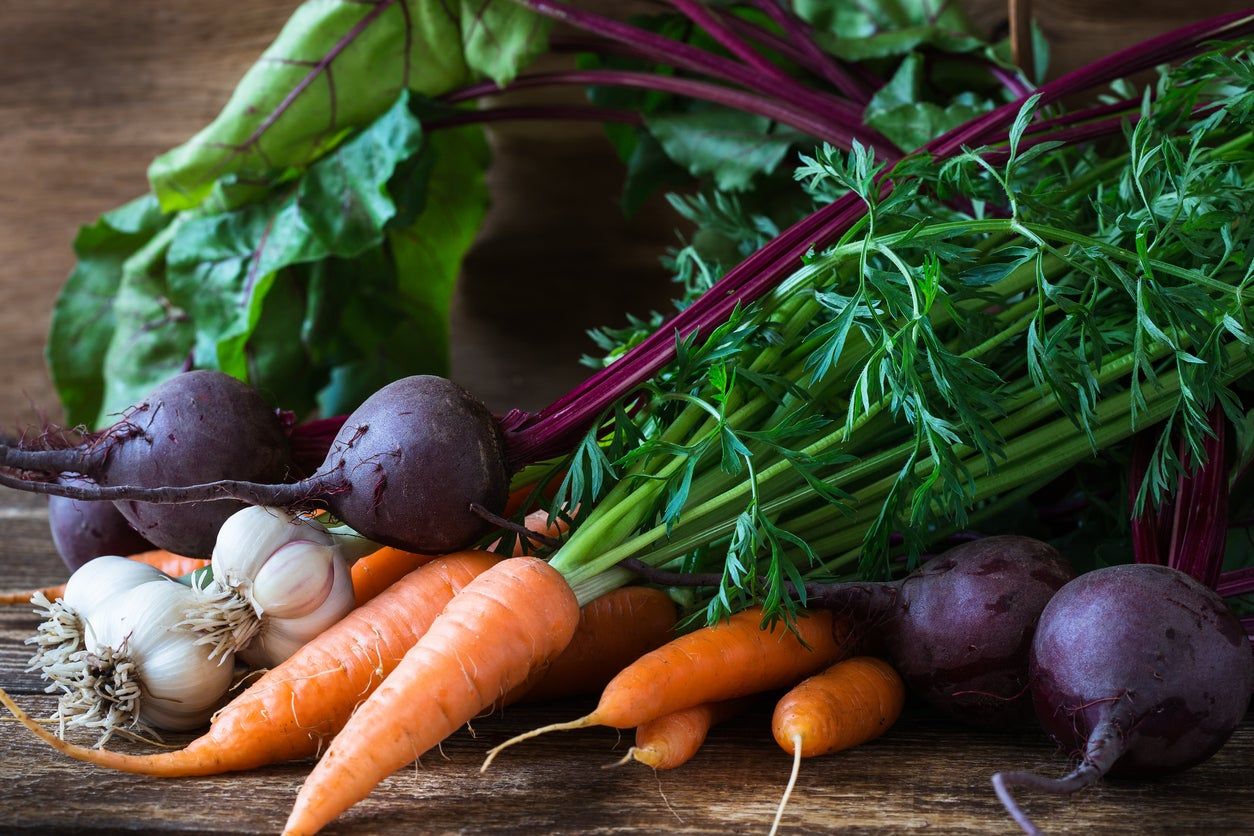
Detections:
[51, 579, 235, 742]
[27, 555, 169, 684]
[185, 506, 355, 666]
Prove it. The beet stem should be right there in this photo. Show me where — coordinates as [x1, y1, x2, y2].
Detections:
[992, 707, 1129, 835]
[0, 444, 91, 475]
[0, 469, 331, 508]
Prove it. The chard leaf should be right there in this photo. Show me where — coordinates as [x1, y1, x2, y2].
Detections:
[646, 106, 803, 192]
[47, 195, 170, 428]
[794, 0, 983, 61]
[149, 0, 546, 211]
[165, 93, 423, 384]
[864, 54, 993, 151]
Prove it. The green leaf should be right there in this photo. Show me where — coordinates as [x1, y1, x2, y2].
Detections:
[646, 106, 803, 192]
[149, 0, 546, 211]
[459, 0, 550, 87]
[165, 93, 423, 384]
[864, 54, 994, 151]
[47, 195, 170, 428]
[795, 0, 984, 61]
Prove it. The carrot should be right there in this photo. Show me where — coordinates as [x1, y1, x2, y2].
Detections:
[0, 551, 498, 775]
[350, 547, 433, 607]
[484, 607, 854, 768]
[620, 698, 751, 770]
[510, 585, 676, 703]
[769, 657, 905, 835]
[490, 508, 571, 557]
[0, 550, 208, 605]
[503, 469, 566, 517]
[282, 556, 580, 836]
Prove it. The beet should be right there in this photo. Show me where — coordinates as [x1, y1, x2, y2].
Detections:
[314, 376, 509, 552]
[992, 564, 1254, 834]
[877, 536, 1074, 727]
[47, 495, 154, 571]
[0, 375, 509, 555]
[1, 372, 295, 556]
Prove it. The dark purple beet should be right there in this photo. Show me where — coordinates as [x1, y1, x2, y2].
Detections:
[993, 564, 1254, 834]
[47, 495, 154, 570]
[104, 371, 295, 555]
[879, 536, 1074, 727]
[0, 370, 296, 557]
[317, 376, 509, 552]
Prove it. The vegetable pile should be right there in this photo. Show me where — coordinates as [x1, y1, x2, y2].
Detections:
[0, 2, 1252, 834]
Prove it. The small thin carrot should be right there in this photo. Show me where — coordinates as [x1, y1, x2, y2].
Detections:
[0, 550, 208, 605]
[769, 657, 905, 835]
[492, 508, 571, 557]
[350, 547, 433, 606]
[0, 551, 498, 775]
[510, 585, 676, 704]
[619, 698, 751, 770]
[484, 607, 854, 768]
[282, 556, 580, 836]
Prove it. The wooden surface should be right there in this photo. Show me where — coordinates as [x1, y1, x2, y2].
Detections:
[0, 491, 1251, 833]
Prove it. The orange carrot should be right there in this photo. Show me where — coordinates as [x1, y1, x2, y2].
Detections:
[0, 551, 499, 775]
[0, 550, 208, 605]
[350, 547, 434, 607]
[282, 556, 580, 836]
[503, 470, 567, 517]
[769, 657, 905, 835]
[511, 585, 676, 703]
[484, 607, 854, 767]
[622, 698, 751, 770]
[490, 508, 571, 557]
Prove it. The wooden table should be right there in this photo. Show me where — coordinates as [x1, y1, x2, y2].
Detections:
[0, 490, 1250, 834]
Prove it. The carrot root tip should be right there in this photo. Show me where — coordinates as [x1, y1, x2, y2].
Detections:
[769, 734, 804, 836]
[480, 715, 595, 773]
[603, 747, 640, 769]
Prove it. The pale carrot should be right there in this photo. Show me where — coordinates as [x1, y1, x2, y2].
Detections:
[282, 556, 581, 836]
[350, 547, 433, 607]
[484, 607, 854, 768]
[769, 657, 906, 835]
[621, 698, 751, 770]
[0, 551, 499, 775]
[0, 550, 209, 605]
[492, 508, 571, 557]
[509, 585, 676, 703]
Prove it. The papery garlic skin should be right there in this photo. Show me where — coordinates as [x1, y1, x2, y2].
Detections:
[63, 555, 167, 622]
[238, 554, 354, 667]
[195, 506, 355, 667]
[68, 579, 235, 736]
[212, 506, 333, 589]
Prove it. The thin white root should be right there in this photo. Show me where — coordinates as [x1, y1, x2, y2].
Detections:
[769, 734, 803, 836]
[24, 593, 84, 680]
[178, 578, 262, 662]
[480, 716, 594, 772]
[603, 747, 641, 769]
[41, 638, 155, 747]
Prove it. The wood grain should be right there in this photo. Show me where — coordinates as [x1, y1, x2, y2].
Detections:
[0, 498, 1252, 833]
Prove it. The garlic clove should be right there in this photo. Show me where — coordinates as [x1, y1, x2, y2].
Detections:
[212, 506, 332, 589]
[238, 552, 355, 668]
[250, 540, 337, 619]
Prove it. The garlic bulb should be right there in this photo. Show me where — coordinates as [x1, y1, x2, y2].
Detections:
[186, 506, 355, 666]
[27, 555, 168, 681]
[52, 579, 235, 742]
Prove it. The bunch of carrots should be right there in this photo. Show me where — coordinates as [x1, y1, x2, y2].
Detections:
[1, 513, 906, 835]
